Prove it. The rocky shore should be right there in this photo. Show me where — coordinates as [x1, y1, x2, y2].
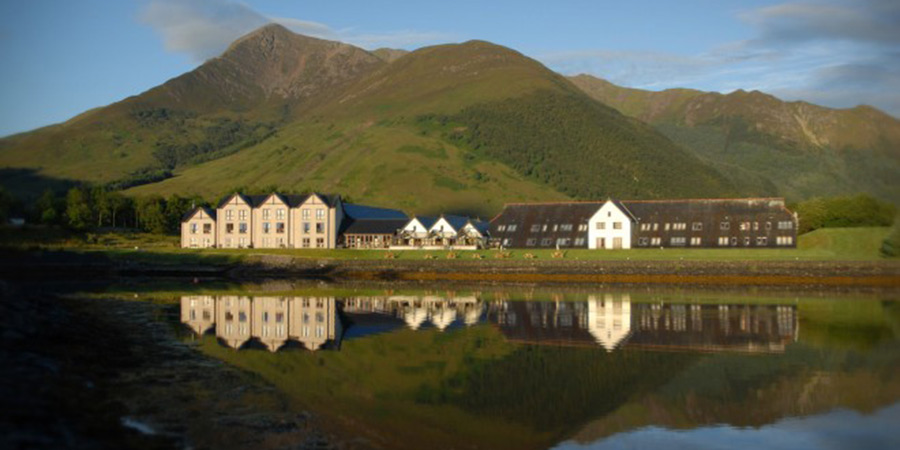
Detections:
[0, 281, 359, 449]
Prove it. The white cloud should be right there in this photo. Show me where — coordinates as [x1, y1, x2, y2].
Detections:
[139, 0, 453, 62]
[539, 0, 900, 117]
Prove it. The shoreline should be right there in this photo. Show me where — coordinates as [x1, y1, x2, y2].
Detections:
[2, 248, 899, 288]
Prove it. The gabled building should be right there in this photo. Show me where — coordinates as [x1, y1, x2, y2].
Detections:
[181, 191, 345, 249]
[397, 216, 438, 246]
[339, 203, 409, 249]
[181, 207, 217, 248]
[490, 198, 797, 249]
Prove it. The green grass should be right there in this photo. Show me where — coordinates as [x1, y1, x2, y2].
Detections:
[5, 227, 894, 262]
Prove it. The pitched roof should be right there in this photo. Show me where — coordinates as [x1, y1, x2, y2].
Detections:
[408, 216, 438, 229]
[342, 218, 409, 235]
[181, 206, 216, 222]
[433, 215, 470, 232]
[217, 192, 342, 208]
[619, 198, 790, 221]
[216, 193, 253, 209]
[344, 203, 408, 220]
[465, 219, 491, 236]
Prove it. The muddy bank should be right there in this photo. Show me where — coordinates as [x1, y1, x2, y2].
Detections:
[0, 282, 363, 449]
[2, 249, 900, 287]
[237, 257, 900, 287]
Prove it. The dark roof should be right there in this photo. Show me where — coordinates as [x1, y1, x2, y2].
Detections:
[181, 206, 216, 222]
[408, 216, 438, 229]
[436, 215, 470, 232]
[342, 218, 409, 235]
[344, 203, 408, 220]
[466, 219, 491, 236]
[620, 198, 791, 222]
[216, 192, 342, 209]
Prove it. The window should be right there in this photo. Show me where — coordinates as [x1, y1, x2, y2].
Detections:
[692, 222, 703, 231]
[276, 312, 284, 323]
[316, 223, 324, 233]
[530, 224, 541, 233]
[190, 223, 198, 234]
[638, 237, 649, 246]
[239, 223, 248, 234]
[574, 237, 586, 246]
[777, 236, 794, 246]
[502, 238, 511, 246]
[507, 224, 518, 232]
[671, 237, 686, 246]
[497, 225, 507, 232]
[720, 222, 730, 230]
[238, 312, 247, 323]
[303, 222, 311, 233]
[262, 209, 270, 220]
[557, 238, 571, 247]
[190, 237, 197, 246]
[778, 221, 794, 230]
[613, 222, 622, 230]
[731, 237, 738, 246]
[316, 209, 325, 220]
[597, 222, 606, 230]
[302, 209, 310, 220]
[541, 238, 553, 246]
[744, 237, 750, 246]
[560, 224, 573, 232]
[225, 210, 233, 220]
[226, 223, 234, 234]
[263, 223, 271, 234]
[239, 210, 247, 220]
[316, 237, 325, 247]
[640, 223, 651, 231]
[673, 223, 687, 230]
[766, 222, 772, 230]
[756, 236, 768, 246]
[753, 222, 759, 231]
[650, 237, 661, 246]
[302, 238, 310, 248]
[276, 222, 285, 234]
[665, 223, 670, 231]
[276, 209, 285, 220]
[542, 224, 548, 232]
[203, 223, 211, 234]
[653, 223, 659, 231]
[526, 238, 537, 246]
[718, 236, 729, 246]
[577, 224, 588, 232]
[690, 237, 701, 246]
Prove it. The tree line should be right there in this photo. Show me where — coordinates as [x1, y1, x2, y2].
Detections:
[0, 185, 205, 235]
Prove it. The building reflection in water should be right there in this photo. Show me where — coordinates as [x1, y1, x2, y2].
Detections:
[181, 293, 797, 354]
[180, 295, 343, 352]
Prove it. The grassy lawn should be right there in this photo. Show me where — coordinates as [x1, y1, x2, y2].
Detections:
[3, 226, 895, 263]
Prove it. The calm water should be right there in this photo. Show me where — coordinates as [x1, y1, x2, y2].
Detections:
[178, 288, 900, 450]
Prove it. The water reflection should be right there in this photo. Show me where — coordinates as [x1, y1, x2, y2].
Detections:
[181, 295, 343, 351]
[181, 293, 797, 354]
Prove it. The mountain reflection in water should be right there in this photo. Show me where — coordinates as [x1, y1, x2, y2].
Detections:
[176, 289, 900, 450]
[182, 293, 797, 354]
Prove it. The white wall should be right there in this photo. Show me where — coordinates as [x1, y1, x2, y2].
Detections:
[587, 201, 633, 249]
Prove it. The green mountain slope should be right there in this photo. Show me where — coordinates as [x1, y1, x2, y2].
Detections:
[2, 25, 779, 214]
[569, 74, 900, 202]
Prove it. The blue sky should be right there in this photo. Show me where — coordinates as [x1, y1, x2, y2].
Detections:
[1, 0, 898, 137]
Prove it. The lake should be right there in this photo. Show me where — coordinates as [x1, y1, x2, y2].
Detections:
[170, 284, 900, 449]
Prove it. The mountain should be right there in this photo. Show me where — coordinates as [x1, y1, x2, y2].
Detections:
[570, 74, 900, 202]
[1, 25, 742, 215]
[8, 25, 892, 218]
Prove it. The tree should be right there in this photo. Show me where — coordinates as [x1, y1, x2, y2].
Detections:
[65, 187, 92, 230]
[136, 196, 167, 234]
[164, 194, 192, 234]
[92, 186, 112, 227]
[36, 189, 59, 225]
[108, 191, 128, 228]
